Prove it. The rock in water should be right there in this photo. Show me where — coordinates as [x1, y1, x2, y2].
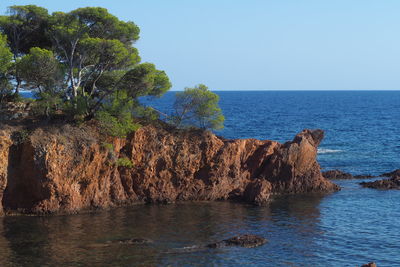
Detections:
[360, 177, 400, 190]
[105, 238, 152, 245]
[207, 234, 267, 248]
[322, 170, 353, 180]
[361, 262, 377, 267]
[353, 174, 375, 179]
[379, 169, 400, 178]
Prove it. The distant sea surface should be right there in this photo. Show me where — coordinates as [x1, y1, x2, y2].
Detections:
[2, 90, 399, 266]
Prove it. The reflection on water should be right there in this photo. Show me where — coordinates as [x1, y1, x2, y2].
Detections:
[0, 195, 323, 267]
[0, 182, 399, 266]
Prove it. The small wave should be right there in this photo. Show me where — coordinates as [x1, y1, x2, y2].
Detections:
[318, 148, 344, 154]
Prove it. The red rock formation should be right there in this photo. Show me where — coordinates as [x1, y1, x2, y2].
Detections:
[0, 123, 339, 215]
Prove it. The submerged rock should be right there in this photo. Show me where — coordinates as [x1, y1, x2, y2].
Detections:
[207, 234, 267, 248]
[86, 238, 152, 248]
[105, 238, 152, 245]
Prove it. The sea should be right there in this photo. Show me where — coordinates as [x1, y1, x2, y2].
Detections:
[2, 90, 400, 266]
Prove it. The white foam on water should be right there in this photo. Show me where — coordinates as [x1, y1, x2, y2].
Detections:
[317, 148, 344, 154]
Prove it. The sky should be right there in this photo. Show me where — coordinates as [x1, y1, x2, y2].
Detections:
[1, 0, 400, 90]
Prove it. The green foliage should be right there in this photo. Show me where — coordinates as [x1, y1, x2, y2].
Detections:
[101, 142, 114, 151]
[0, 4, 173, 123]
[0, 74, 13, 102]
[18, 47, 62, 91]
[133, 106, 160, 121]
[0, 5, 51, 55]
[0, 34, 12, 73]
[172, 84, 225, 130]
[95, 91, 141, 137]
[115, 157, 134, 168]
[0, 5, 51, 94]
[47, 6, 143, 107]
[0, 34, 13, 102]
[119, 63, 171, 98]
[31, 91, 63, 118]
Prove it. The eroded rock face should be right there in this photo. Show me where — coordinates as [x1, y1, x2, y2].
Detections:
[0, 123, 339, 214]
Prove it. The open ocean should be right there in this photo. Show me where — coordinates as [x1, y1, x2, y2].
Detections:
[3, 90, 400, 266]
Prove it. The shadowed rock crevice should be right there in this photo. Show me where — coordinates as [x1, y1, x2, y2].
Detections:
[3, 141, 51, 213]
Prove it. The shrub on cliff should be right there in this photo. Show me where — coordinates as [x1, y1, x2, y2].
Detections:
[95, 91, 140, 138]
[171, 84, 224, 130]
[116, 157, 134, 168]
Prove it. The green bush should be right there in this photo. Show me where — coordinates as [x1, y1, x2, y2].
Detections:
[116, 157, 134, 168]
[101, 142, 114, 151]
[95, 91, 141, 138]
[31, 92, 63, 118]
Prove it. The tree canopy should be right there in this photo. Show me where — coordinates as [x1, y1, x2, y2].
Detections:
[0, 34, 12, 74]
[172, 84, 225, 130]
[0, 5, 224, 136]
[0, 5, 171, 125]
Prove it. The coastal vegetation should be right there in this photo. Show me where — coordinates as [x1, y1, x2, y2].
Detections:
[0, 5, 224, 136]
[171, 84, 224, 130]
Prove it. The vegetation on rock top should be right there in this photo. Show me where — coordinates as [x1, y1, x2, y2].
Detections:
[0, 5, 224, 137]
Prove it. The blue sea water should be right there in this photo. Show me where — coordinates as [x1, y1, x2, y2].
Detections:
[1, 91, 399, 266]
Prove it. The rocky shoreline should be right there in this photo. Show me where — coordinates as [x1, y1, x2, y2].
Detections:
[322, 168, 400, 190]
[0, 121, 339, 215]
[360, 169, 400, 189]
[322, 169, 376, 180]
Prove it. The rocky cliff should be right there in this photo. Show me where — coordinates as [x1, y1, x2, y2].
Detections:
[0, 123, 339, 215]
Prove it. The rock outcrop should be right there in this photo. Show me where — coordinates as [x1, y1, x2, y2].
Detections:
[0, 123, 339, 215]
[379, 169, 400, 178]
[322, 169, 375, 180]
[360, 177, 400, 189]
[360, 169, 400, 190]
[322, 170, 353, 180]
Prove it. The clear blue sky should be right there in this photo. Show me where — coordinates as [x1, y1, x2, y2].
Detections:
[1, 0, 400, 90]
